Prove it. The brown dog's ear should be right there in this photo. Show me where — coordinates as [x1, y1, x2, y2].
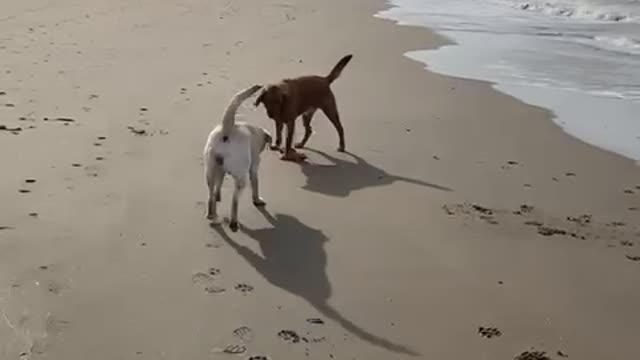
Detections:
[277, 85, 289, 115]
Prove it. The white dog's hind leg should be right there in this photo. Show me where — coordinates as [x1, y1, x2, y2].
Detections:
[229, 175, 246, 232]
[250, 160, 266, 207]
[214, 170, 224, 202]
[206, 166, 223, 224]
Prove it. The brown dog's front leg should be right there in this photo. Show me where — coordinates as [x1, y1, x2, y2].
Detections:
[271, 121, 283, 151]
[281, 119, 306, 162]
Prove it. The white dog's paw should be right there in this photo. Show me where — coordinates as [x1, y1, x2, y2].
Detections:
[229, 220, 239, 232]
[208, 215, 222, 225]
[253, 197, 266, 207]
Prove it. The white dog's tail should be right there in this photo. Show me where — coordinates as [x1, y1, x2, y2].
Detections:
[221, 84, 263, 141]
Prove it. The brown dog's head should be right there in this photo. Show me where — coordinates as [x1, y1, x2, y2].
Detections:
[254, 83, 288, 120]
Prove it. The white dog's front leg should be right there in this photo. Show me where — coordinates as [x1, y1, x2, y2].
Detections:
[229, 175, 246, 232]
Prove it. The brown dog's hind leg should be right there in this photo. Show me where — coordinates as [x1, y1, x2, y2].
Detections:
[320, 94, 345, 152]
[295, 109, 316, 149]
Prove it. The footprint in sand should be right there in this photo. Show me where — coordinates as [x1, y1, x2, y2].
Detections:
[45, 314, 71, 334]
[192, 272, 226, 295]
[127, 125, 147, 136]
[83, 164, 101, 177]
[306, 318, 324, 325]
[234, 283, 254, 294]
[277, 329, 301, 344]
[222, 344, 247, 354]
[247, 356, 270, 360]
[233, 326, 254, 342]
[478, 326, 502, 339]
[514, 350, 551, 360]
[0, 125, 22, 134]
[192, 272, 213, 284]
[211, 344, 247, 355]
[442, 203, 500, 225]
[204, 285, 226, 294]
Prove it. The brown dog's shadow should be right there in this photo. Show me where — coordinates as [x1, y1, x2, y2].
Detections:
[212, 208, 419, 356]
[299, 148, 452, 197]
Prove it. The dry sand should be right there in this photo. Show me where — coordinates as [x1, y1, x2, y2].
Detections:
[1, 0, 640, 359]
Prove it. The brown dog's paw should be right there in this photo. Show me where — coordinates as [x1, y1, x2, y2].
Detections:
[269, 144, 281, 151]
[337, 147, 346, 153]
[294, 142, 305, 149]
[253, 198, 266, 207]
[229, 220, 239, 232]
[281, 151, 307, 162]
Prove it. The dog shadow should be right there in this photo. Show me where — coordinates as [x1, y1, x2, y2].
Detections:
[298, 148, 452, 197]
[212, 208, 419, 356]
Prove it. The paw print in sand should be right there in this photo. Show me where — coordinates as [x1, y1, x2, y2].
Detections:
[234, 283, 254, 294]
[233, 326, 253, 341]
[222, 344, 246, 354]
[277, 329, 300, 343]
[478, 326, 502, 339]
[514, 350, 551, 360]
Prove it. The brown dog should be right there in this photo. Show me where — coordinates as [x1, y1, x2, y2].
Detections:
[254, 54, 353, 161]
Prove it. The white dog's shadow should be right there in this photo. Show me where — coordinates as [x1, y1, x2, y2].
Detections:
[211, 209, 419, 356]
[298, 148, 452, 197]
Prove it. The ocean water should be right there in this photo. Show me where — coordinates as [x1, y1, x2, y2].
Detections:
[377, 0, 640, 162]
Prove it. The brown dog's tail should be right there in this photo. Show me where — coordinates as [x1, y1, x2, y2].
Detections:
[326, 54, 353, 84]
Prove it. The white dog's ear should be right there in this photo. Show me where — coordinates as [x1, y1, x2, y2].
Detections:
[254, 88, 265, 107]
[249, 84, 262, 94]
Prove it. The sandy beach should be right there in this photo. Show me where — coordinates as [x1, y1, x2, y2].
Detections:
[2, 0, 640, 359]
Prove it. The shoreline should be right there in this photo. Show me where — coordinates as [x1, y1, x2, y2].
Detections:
[1, 0, 639, 359]
[376, 0, 640, 164]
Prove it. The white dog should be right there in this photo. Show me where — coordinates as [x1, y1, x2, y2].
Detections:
[203, 85, 272, 231]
